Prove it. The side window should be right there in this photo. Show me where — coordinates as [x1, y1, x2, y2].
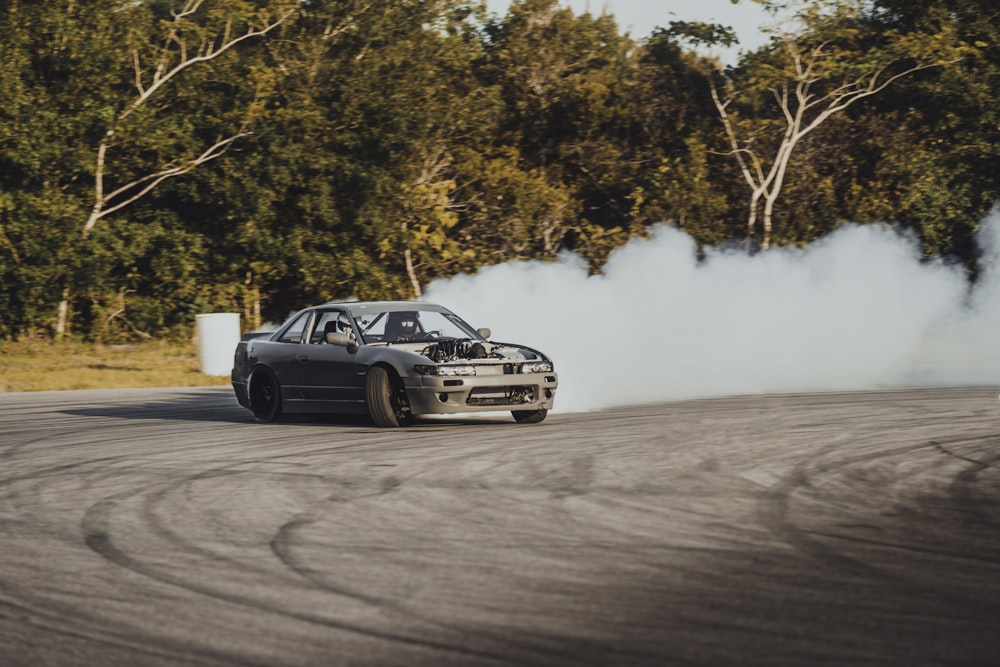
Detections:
[357, 312, 388, 342]
[277, 312, 311, 343]
[309, 310, 351, 343]
[312, 312, 331, 343]
[359, 313, 386, 336]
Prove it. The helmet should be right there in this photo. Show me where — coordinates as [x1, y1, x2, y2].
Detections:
[387, 311, 419, 341]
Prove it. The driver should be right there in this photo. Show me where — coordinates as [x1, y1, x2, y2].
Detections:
[337, 318, 356, 342]
[387, 311, 419, 342]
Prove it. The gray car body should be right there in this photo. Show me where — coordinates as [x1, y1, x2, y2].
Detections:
[231, 301, 558, 422]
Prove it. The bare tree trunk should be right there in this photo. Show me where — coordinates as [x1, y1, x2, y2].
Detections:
[711, 38, 949, 253]
[81, 4, 295, 240]
[103, 287, 152, 340]
[242, 271, 262, 332]
[55, 3, 297, 337]
[762, 193, 779, 250]
[748, 189, 763, 243]
[55, 287, 69, 341]
[252, 291, 261, 332]
[404, 246, 422, 299]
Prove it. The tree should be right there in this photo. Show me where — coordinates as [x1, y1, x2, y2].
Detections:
[0, 0, 298, 338]
[193, 1, 485, 315]
[0, 0, 170, 338]
[704, 0, 963, 249]
[80, 1, 294, 239]
[843, 0, 1000, 266]
[622, 30, 732, 250]
[474, 0, 630, 266]
[75, 0, 297, 337]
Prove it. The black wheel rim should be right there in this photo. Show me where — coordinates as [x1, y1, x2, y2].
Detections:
[391, 384, 409, 422]
[252, 374, 276, 415]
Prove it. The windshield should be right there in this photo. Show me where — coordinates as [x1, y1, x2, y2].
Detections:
[352, 308, 481, 344]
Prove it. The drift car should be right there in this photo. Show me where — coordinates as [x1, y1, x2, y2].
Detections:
[231, 301, 558, 427]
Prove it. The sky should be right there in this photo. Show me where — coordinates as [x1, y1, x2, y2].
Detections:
[484, 0, 784, 64]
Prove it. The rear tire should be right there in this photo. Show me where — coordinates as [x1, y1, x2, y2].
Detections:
[248, 367, 282, 423]
[512, 408, 547, 424]
[366, 366, 410, 428]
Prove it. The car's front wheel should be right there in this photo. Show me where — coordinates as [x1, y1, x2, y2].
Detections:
[512, 408, 547, 424]
[248, 366, 283, 423]
[366, 365, 410, 428]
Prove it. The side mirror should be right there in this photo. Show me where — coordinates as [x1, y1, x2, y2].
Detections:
[324, 332, 355, 346]
[477, 327, 491, 339]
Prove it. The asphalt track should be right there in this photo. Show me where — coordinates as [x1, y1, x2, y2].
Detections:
[1, 386, 999, 666]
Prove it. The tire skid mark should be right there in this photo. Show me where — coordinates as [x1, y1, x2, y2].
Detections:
[132, 439, 647, 663]
[939, 438, 1000, 539]
[139, 468, 339, 585]
[759, 433, 1000, 613]
[0, 455, 130, 501]
[0, 592, 248, 667]
[264, 482, 690, 666]
[4, 386, 1000, 666]
[79, 472, 517, 665]
[185, 448, 606, 662]
[0, 426, 104, 465]
[0, 474, 254, 666]
[269, 514, 387, 607]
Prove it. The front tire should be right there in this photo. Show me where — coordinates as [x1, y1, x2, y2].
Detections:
[366, 365, 410, 428]
[248, 366, 283, 423]
[512, 408, 547, 424]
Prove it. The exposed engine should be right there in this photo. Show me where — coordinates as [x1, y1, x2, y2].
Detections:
[420, 338, 492, 362]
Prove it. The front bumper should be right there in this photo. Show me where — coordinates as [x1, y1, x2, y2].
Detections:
[403, 371, 558, 415]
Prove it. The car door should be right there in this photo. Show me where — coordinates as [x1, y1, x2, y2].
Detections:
[295, 310, 367, 408]
[253, 310, 314, 402]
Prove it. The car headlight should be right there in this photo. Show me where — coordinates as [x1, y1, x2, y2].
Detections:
[413, 364, 477, 376]
[520, 361, 553, 373]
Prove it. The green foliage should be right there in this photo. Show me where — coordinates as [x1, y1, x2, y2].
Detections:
[1, 0, 997, 339]
[707, 0, 974, 248]
[844, 0, 1000, 265]
[663, 21, 738, 49]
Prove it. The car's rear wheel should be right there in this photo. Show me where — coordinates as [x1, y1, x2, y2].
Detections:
[248, 366, 282, 423]
[366, 365, 410, 428]
[512, 408, 547, 424]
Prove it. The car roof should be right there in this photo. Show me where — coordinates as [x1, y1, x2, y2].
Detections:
[319, 301, 450, 316]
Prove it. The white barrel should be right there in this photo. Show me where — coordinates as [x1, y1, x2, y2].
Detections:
[195, 313, 241, 376]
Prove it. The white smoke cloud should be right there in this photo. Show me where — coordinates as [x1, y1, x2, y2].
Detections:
[425, 212, 1000, 413]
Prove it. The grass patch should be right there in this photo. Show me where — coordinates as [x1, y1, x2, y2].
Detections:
[0, 340, 232, 392]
